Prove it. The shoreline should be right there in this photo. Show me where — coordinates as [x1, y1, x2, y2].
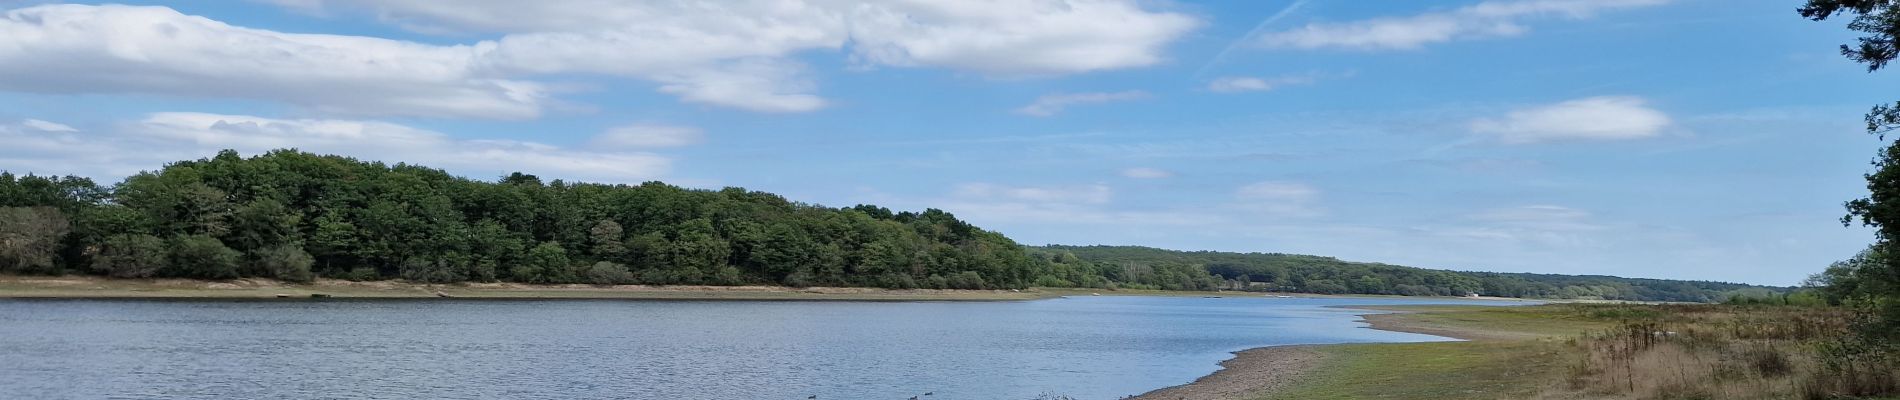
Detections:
[0, 275, 1530, 303]
[1128, 305, 1506, 400]
[0, 276, 1056, 302]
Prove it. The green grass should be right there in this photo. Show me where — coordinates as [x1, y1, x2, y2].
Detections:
[1352, 304, 1621, 339]
[1259, 304, 1636, 400]
[1263, 340, 1565, 400]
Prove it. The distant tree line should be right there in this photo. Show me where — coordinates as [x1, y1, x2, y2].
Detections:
[1034, 245, 1787, 303]
[0, 149, 1774, 302]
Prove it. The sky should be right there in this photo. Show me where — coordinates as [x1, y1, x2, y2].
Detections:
[0, 0, 1890, 286]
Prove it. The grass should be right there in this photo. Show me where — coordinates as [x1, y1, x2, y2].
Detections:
[1265, 304, 1900, 400]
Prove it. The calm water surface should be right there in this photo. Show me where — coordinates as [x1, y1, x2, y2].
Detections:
[0, 296, 1519, 399]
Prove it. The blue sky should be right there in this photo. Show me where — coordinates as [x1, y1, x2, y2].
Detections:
[0, 0, 1888, 285]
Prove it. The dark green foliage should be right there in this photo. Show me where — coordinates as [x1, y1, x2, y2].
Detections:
[1804, 0, 1900, 343]
[0, 150, 1779, 299]
[91, 234, 167, 278]
[252, 245, 314, 283]
[1037, 245, 1784, 301]
[584, 261, 634, 285]
[167, 235, 240, 279]
[0, 206, 70, 274]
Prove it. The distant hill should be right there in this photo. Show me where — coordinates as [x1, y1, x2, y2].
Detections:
[1031, 245, 1785, 303]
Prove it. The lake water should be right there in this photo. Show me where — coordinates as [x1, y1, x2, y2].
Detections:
[0, 296, 1519, 399]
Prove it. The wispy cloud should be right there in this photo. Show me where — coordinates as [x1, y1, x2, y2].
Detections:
[1014, 91, 1150, 117]
[1121, 167, 1176, 179]
[1469, 96, 1672, 144]
[1258, 0, 1670, 51]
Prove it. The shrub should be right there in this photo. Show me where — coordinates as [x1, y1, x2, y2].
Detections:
[251, 245, 314, 283]
[1745, 347, 1793, 377]
[401, 257, 467, 284]
[343, 266, 380, 281]
[584, 261, 633, 285]
[0, 207, 70, 274]
[166, 235, 240, 279]
[91, 234, 167, 278]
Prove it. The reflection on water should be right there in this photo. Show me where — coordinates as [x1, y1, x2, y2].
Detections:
[0, 296, 1514, 399]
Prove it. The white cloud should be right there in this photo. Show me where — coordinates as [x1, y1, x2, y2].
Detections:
[1120, 167, 1175, 179]
[1234, 181, 1323, 217]
[1469, 96, 1671, 144]
[242, 1, 1193, 113]
[2, 2, 1195, 116]
[1467, 205, 1600, 230]
[18, 119, 77, 132]
[1205, 74, 1318, 93]
[1014, 91, 1149, 117]
[1258, 0, 1668, 51]
[0, 113, 671, 183]
[954, 182, 1111, 204]
[844, 1, 1200, 75]
[133, 113, 672, 182]
[593, 124, 705, 148]
[0, 4, 549, 119]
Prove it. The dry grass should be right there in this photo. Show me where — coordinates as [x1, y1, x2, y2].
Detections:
[1536, 305, 1898, 400]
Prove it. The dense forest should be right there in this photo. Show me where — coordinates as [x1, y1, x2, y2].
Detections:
[1035, 245, 1783, 303]
[0, 149, 1780, 301]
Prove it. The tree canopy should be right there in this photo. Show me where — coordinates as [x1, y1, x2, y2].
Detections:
[1802, 0, 1900, 339]
[0, 149, 1778, 301]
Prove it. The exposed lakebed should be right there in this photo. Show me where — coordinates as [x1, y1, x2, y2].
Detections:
[0, 296, 1517, 399]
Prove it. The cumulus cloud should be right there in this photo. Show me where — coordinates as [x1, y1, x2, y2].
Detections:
[1469, 96, 1671, 144]
[238, 1, 1198, 113]
[1120, 167, 1175, 179]
[1014, 91, 1149, 117]
[0, 113, 672, 182]
[0, 4, 549, 119]
[1, 2, 1195, 116]
[593, 124, 705, 148]
[1258, 0, 1668, 51]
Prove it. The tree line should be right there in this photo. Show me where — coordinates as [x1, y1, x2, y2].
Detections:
[1035, 245, 1785, 302]
[0, 149, 1779, 302]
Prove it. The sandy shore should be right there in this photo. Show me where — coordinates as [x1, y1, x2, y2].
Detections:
[1128, 345, 1327, 400]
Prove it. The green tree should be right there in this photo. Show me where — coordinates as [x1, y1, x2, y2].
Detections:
[91, 234, 167, 278]
[0, 207, 71, 274]
[1805, 0, 1900, 339]
[253, 244, 315, 283]
[167, 235, 240, 279]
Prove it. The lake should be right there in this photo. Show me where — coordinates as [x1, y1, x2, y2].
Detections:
[0, 296, 1518, 399]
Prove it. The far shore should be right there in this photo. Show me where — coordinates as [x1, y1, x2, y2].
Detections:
[0, 275, 1538, 303]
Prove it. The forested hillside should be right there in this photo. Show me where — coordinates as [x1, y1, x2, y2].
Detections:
[1035, 245, 1783, 302]
[0, 150, 1777, 301]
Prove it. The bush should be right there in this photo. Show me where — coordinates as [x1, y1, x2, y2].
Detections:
[91, 234, 167, 278]
[401, 257, 467, 283]
[946, 271, 987, 290]
[343, 266, 380, 281]
[0, 206, 70, 274]
[166, 235, 240, 279]
[584, 261, 633, 285]
[252, 245, 314, 283]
